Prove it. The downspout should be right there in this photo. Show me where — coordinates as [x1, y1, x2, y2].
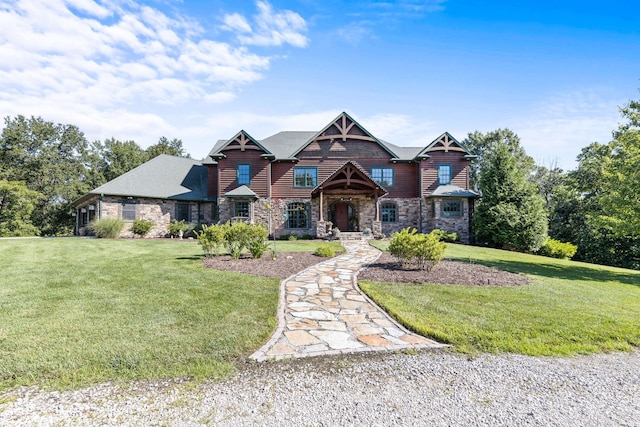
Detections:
[418, 159, 424, 233]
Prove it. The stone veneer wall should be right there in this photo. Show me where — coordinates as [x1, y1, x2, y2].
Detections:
[77, 196, 215, 238]
[421, 198, 471, 244]
[379, 197, 421, 236]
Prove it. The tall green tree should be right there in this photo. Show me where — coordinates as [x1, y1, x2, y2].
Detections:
[94, 138, 148, 183]
[464, 129, 535, 190]
[473, 135, 548, 252]
[0, 179, 41, 236]
[0, 116, 92, 235]
[146, 137, 190, 159]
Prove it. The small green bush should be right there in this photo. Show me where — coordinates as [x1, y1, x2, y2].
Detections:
[131, 219, 153, 237]
[196, 223, 228, 257]
[431, 229, 460, 243]
[246, 224, 269, 259]
[537, 238, 578, 260]
[314, 244, 336, 257]
[168, 220, 186, 238]
[389, 228, 447, 270]
[89, 218, 125, 238]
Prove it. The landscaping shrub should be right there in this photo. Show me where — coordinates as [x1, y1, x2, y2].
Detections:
[314, 244, 336, 257]
[168, 220, 186, 238]
[431, 229, 460, 243]
[131, 219, 153, 237]
[196, 223, 228, 257]
[88, 218, 125, 238]
[225, 221, 251, 259]
[537, 238, 578, 260]
[389, 228, 447, 270]
[246, 224, 269, 259]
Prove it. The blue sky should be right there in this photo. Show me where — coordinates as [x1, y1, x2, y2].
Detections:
[1, 0, 638, 170]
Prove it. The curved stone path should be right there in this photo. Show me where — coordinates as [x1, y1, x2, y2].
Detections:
[250, 240, 446, 361]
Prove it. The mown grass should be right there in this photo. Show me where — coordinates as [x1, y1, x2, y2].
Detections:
[362, 241, 640, 356]
[0, 237, 312, 391]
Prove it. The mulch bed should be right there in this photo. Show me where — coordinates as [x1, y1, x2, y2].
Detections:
[203, 250, 530, 286]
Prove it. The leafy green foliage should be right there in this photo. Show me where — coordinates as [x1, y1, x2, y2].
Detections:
[389, 228, 446, 270]
[536, 238, 578, 260]
[314, 244, 336, 257]
[168, 219, 187, 238]
[0, 179, 41, 236]
[131, 219, 153, 237]
[430, 229, 460, 243]
[196, 223, 228, 257]
[473, 139, 548, 252]
[89, 217, 125, 238]
[246, 224, 269, 259]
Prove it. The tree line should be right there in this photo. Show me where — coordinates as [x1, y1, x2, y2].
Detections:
[1, 91, 639, 269]
[0, 115, 190, 237]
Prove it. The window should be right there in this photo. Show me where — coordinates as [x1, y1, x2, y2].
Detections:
[234, 200, 250, 218]
[237, 164, 250, 185]
[121, 202, 137, 221]
[438, 164, 452, 185]
[442, 200, 462, 217]
[371, 167, 394, 187]
[176, 203, 190, 222]
[380, 202, 397, 223]
[286, 202, 309, 229]
[293, 167, 318, 188]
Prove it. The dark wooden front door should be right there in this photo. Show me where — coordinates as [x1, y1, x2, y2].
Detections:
[333, 202, 350, 231]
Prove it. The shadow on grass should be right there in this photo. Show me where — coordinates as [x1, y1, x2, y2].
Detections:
[176, 255, 204, 261]
[448, 256, 640, 288]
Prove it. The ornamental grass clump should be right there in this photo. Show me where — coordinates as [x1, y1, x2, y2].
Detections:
[389, 228, 446, 271]
[88, 218, 125, 238]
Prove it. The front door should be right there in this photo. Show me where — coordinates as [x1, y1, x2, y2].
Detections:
[333, 202, 350, 231]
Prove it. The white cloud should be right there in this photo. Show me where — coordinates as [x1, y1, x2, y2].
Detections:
[0, 0, 313, 150]
[222, 1, 308, 47]
[510, 90, 621, 170]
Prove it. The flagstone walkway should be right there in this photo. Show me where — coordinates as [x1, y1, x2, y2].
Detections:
[250, 240, 446, 361]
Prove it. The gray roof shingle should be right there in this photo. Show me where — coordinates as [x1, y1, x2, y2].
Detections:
[82, 154, 208, 202]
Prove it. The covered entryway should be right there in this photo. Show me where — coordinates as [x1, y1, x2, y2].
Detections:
[330, 201, 354, 231]
[311, 160, 388, 236]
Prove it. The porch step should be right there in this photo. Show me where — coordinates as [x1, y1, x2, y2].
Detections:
[338, 232, 364, 241]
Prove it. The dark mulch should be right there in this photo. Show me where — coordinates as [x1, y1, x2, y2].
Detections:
[203, 252, 325, 279]
[358, 252, 530, 286]
[203, 250, 530, 286]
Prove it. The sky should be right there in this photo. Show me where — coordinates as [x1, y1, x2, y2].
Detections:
[1, 0, 639, 170]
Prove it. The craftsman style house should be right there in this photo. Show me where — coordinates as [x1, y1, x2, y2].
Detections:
[73, 112, 479, 242]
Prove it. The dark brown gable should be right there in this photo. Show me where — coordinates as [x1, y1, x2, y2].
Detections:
[219, 131, 272, 155]
[419, 132, 469, 155]
[292, 112, 397, 159]
[311, 161, 387, 198]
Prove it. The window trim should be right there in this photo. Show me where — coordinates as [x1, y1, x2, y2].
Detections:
[370, 166, 395, 188]
[438, 164, 452, 185]
[121, 201, 137, 221]
[233, 200, 250, 218]
[293, 166, 318, 188]
[441, 200, 462, 217]
[237, 164, 251, 185]
[286, 202, 310, 229]
[380, 202, 397, 223]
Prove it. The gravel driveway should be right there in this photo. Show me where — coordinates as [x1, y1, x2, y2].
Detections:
[1, 349, 638, 426]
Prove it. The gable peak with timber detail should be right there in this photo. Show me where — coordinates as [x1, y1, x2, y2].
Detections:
[418, 132, 471, 156]
[291, 112, 398, 158]
[218, 130, 272, 154]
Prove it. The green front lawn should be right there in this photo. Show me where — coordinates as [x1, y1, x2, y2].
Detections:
[362, 241, 640, 355]
[0, 238, 286, 390]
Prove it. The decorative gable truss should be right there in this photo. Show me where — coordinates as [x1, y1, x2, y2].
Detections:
[211, 130, 275, 159]
[291, 112, 398, 159]
[416, 132, 473, 157]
